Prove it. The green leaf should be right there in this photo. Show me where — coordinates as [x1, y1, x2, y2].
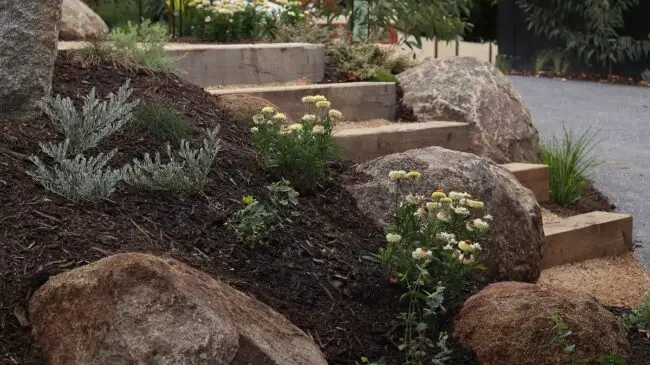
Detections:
[563, 344, 576, 353]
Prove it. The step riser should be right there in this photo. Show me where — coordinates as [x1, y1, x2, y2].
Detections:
[167, 44, 325, 87]
[501, 163, 550, 203]
[59, 42, 326, 87]
[212, 82, 397, 121]
[542, 212, 633, 269]
[333, 122, 468, 162]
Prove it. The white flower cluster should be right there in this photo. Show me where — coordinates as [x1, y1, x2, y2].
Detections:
[187, 0, 308, 21]
[250, 96, 341, 136]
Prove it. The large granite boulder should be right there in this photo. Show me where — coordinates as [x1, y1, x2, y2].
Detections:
[29, 253, 328, 365]
[0, 0, 62, 121]
[347, 146, 544, 282]
[397, 56, 539, 163]
[454, 282, 630, 365]
[60, 0, 108, 41]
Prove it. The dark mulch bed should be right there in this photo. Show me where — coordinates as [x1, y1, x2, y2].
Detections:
[0, 51, 474, 365]
[608, 307, 650, 364]
[508, 70, 650, 88]
[542, 184, 617, 217]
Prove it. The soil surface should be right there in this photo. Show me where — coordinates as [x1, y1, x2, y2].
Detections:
[0, 51, 474, 365]
[608, 307, 650, 364]
[541, 184, 616, 217]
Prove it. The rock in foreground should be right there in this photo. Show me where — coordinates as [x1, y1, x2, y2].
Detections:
[348, 146, 544, 282]
[29, 253, 327, 365]
[453, 282, 630, 365]
[397, 56, 539, 163]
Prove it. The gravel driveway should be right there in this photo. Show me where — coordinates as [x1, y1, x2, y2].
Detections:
[508, 76, 650, 270]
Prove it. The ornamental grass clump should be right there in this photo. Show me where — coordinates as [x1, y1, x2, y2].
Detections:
[250, 96, 341, 193]
[123, 127, 221, 194]
[38, 80, 139, 155]
[27, 140, 125, 204]
[377, 170, 491, 364]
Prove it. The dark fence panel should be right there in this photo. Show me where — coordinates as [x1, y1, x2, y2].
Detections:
[498, 0, 650, 76]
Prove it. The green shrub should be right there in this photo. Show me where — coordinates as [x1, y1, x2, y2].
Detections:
[377, 175, 490, 363]
[123, 127, 221, 194]
[268, 20, 331, 44]
[250, 96, 340, 193]
[538, 126, 601, 207]
[134, 103, 191, 144]
[225, 180, 299, 245]
[371, 67, 397, 82]
[626, 291, 650, 331]
[110, 19, 171, 70]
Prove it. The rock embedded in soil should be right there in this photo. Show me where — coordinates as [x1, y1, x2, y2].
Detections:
[348, 146, 544, 282]
[0, 0, 62, 121]
[397, 56, 539, 163]
[29, 252, 328, 365]
[59, 0, 108, 41]
[453, 282, 630, 365]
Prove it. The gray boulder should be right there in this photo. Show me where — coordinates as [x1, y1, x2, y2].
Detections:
[29, 253, 328, 365]
[60, 0, 108, 41]
[397, 56, 539, 163]
[0, 0, 62, 122]
[347, 146, 544, 282]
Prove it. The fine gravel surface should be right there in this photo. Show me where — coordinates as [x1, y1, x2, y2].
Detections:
[509, 75, 650, 270]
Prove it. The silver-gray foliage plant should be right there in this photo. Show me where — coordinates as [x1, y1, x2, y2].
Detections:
[27, 139, 126, 204]
[38, 80, 139, 154]
[124, 126, 221, 194]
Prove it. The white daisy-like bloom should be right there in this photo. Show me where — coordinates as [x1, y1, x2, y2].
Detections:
[261, 106, 275, 115]
[273, 113, 287, 122]
[312, 95, 327, 102]
[302, 114, 317, 123]
[460, 253, 475, 264]
[453, 206, 470, 216]
[388, 170, 408, 181]
[436, 232, 456, 244]
[288, 123, 303, 132]
[252, 114, 265, 125]
[302, 96, 315, 104]
[483, 214, 493, 221]
[426, 202, 438, 211]
[465, 199, 485, 209]
[386, 233, 402, 243]
[472, 218, 490, 232]
[443, 244, 454, 251]
[449, 191, 470, 200]
[315, 100, 332, 109]
[312, 125, 325, 134]
[411, 247, 432, 260]
[436, 211, 451, 222]
[405, 194, 424, 205]
[204, 16, 212, 22]
[328, 109, 343, 119]
[458, 240, 474, 252]
[414, 207, 426, 217]
[473, 242, 482, 251]
[250, 127, 259, 133]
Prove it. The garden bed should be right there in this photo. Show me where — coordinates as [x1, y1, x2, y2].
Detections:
[1, 51, 647, 365]
[0, 50, 471, 365]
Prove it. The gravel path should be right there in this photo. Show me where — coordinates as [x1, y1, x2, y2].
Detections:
[508, 76, 650, 270]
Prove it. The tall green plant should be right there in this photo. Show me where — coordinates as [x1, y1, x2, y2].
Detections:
[516, 0, 650, 75]
[327, 0, 472, 49]
[538, 126, 601, 207]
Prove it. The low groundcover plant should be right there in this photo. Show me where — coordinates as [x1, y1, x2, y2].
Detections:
[377, 170, 491, 364]
[226, 179, 299, 245]
[250, 95, 342, 192]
